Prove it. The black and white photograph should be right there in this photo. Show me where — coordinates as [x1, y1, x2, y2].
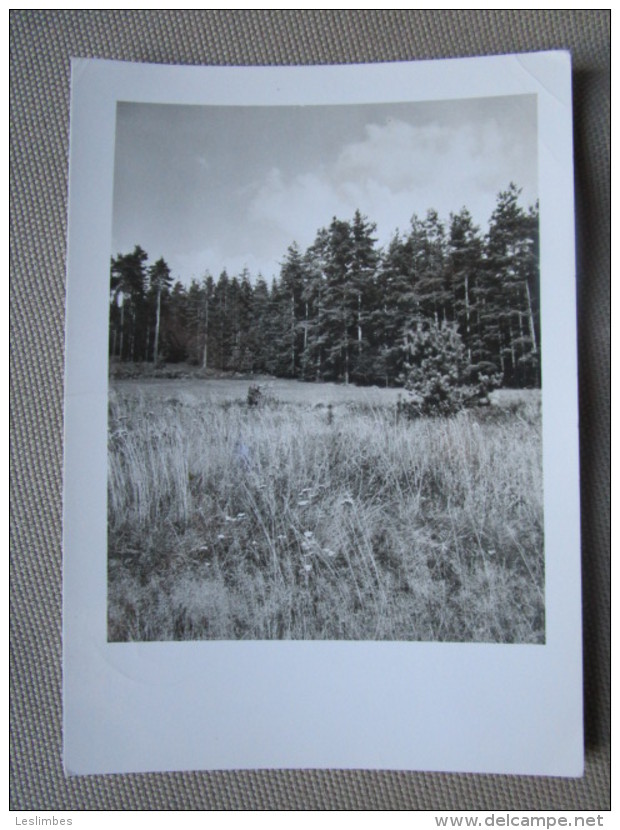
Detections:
[107, 94, 544, 643]
[62, 54, 582, 776]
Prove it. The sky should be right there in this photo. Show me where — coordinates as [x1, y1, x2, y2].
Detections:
[111, 94, 538, 286]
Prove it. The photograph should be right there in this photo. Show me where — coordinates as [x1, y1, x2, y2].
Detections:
[106, 94, 544, 644]
[62, 54, 582, 777]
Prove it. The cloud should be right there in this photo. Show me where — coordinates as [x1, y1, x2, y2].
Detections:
[247, 168, 351, 246]
[246, 118, 532, 253]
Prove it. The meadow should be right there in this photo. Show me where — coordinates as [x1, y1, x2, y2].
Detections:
[107, 378, 544, 643]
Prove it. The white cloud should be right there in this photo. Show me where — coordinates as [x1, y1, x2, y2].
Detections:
[245, 118, 534, 256]
[247, 168, 350, 248]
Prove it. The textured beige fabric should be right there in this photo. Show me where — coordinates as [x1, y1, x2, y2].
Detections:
[10, 10, 609, 811]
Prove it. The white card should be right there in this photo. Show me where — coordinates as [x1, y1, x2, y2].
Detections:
[63, 53, 582, 775]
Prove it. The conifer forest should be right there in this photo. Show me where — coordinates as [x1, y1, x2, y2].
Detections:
[108, 183, 545, 644]
[109, 184, 540, 395]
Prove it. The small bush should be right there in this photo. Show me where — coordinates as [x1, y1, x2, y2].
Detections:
[400, 323, 473, 417]
[401, 324, 504, 418]
[247, 384, 263, 407]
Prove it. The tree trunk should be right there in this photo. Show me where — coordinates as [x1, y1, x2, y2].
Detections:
[153, 287, 162, 365]
[498, 330, 505, 376]
[291, 294, 296, 376]
[343, 312, 349, 385]
[302, 301, 308, 379]
[464, 270, 473, 362]
[316, 286, 322, 380]
[508, 318, 517, 383]
[524, 280, 538, 354]
[304, 302, 308, 351]
[464, 271, 471, 340]
[203, 294, 209, 369]
[119, 296, 125, 360]
[130, 308, 136, 362]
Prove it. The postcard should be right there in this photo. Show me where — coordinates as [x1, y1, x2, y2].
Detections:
[63, 53, 582, 775]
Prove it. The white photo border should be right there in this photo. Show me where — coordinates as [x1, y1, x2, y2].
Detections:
[63, 54, 582, 776]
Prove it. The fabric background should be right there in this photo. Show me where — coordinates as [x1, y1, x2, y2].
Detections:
[9, 10, 610, 811]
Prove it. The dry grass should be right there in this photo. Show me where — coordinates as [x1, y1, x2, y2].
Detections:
[107, 382, 544, 642]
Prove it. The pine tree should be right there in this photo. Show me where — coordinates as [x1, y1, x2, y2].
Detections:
[249, 276, 271, 373]
[518, 202, 541, 387]
[402, 322, 474, 416]
[301, 228, 330, 380]
[110, 245, 148, 362]
[349, 210, 380, 384]
[202, 274, 215, 369]
[229, 270, 254, 372]
[485, 184, 540, 387]
[164, 281, 189, 362]
[412, 210, 450, 325]
[147, 257, 172, 365]
[446, 208, 500, 392]
[321, 218, 357, 383]
[184, 278, 205, 366]
[211, 270, 231, 370]
[275, 244, 307, 377]
[372, 230, 418, 385]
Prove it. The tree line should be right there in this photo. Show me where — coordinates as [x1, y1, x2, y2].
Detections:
[109, 183, 540, 390]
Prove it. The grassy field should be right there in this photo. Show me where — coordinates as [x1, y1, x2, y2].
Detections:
[112, 375, 406, 406]
[108, 378, 544, 642]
